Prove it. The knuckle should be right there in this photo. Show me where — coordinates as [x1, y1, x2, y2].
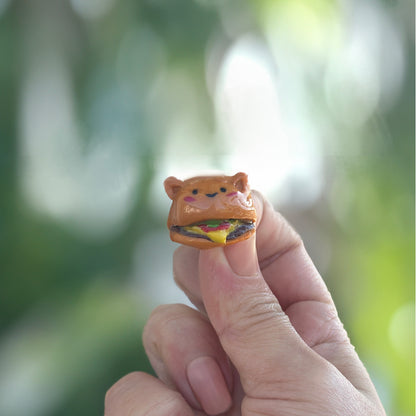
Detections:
[145, 391, 189, 416]
[221, 291, 288, 344]
[104, 372, 143, 415]
[148, 304, 178, 323]
[104, 372, 189, 416]
[143, 304, 186, 342]
[142, 304, 201, 354]
[147, 304, 190, 326]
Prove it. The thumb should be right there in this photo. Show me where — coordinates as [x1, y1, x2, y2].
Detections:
[198, 236, 325, 398]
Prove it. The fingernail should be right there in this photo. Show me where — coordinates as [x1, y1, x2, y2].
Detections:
[186, 356, 232, 415]
[224, 236, 258, 277]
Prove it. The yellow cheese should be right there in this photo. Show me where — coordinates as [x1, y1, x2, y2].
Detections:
[205, 229, 228, 244]
[185, 221, 239, 244]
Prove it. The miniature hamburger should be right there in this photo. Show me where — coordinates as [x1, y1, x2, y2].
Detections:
[164, 172, 256, 249]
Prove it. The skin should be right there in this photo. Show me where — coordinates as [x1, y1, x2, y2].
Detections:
[104, 191, 386, 416]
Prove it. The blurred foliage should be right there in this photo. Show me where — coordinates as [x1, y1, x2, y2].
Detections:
[0, 0, 414, 415]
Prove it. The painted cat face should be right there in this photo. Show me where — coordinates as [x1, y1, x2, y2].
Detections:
[164, 172, 256, 249]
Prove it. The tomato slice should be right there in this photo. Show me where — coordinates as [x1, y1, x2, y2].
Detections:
[199, 221, 230, 233]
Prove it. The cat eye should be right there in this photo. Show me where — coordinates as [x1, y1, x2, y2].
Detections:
[192, 189, 198, 195]
[220, 187, 226, 193]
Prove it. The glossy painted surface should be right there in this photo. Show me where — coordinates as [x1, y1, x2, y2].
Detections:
[164, 173, 256, 248]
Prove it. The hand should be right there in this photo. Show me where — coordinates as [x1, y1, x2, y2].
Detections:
[104, 191, 386, 416]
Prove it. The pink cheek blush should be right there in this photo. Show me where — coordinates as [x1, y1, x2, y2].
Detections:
[184, 196, 196, 202]
[226, 192, 238, 197]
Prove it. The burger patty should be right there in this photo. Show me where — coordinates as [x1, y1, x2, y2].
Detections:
[171, 220, 255, 242]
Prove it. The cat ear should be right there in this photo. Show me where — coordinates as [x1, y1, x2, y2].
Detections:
[232, 172, 249, 192]
[164, 176, 184, 200]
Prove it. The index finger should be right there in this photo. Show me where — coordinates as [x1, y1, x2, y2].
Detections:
[252, 190, 332, 310]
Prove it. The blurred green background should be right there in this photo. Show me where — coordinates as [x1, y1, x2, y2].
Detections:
[0, 0, 414, 415]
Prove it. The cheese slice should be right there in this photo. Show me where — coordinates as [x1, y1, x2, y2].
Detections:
[205, 229, 228, 244]
[184, 220, 239, 244]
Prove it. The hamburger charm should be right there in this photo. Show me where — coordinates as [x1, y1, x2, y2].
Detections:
[164, 172, 256, 249]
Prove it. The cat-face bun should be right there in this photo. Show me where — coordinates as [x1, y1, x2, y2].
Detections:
[164, 173, 256, 249]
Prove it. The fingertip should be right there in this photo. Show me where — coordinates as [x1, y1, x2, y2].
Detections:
[199, 246, 228, 277]
[173, 245, 200, 269]
[173, 245, 202, 306]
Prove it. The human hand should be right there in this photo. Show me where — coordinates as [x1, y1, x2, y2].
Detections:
[105, 191, 386, 416]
